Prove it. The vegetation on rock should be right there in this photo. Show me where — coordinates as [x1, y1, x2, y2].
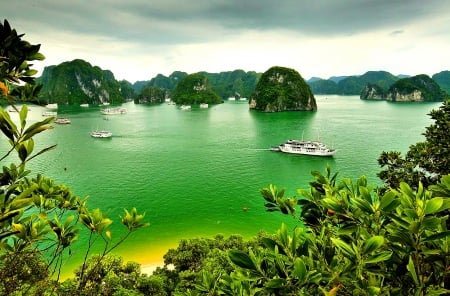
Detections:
[171, 73, 223, 105]
[134, 69, 260, 101]
[362, 74, 448, 102]
[134, 85, 166, 104]
[386, 74, 447, 102]
[38, 59, 126, 105]
[310, 71, 399, 95]
[433, 70, 450, 94]
[250, 66, 317, 112]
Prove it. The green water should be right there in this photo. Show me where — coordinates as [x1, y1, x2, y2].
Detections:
[3, 95, 441, 275]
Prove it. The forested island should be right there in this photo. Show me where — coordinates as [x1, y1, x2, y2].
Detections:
[11, 57, 447, 107]
[1, 19, 450, 295]
[249, 66, 317, 112]
[361, 74, 448, 102]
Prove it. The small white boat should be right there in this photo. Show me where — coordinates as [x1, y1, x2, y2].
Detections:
[200, 103, 208, 108]
[45, 103, 58, 109]
[271, 139, 336, 157]
[42, 111, 57, 116]
[180, 105, 191, 110]
[80, 103, 89, 107]
[54, 118, 71, 124]
[228, 97, 236, 101]
[90, 130, 112, 138]
[100, 107, 126, 115]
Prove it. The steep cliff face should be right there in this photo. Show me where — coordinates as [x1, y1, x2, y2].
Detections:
[386, 89, 424, 102]
[171, 73, 223, 105]
[360, 83, 386, 100]
[249, 66, 316, 112]
[361, 74, 447, 102]
[38, 59, 125, 105]
[386, 74, 447, 102]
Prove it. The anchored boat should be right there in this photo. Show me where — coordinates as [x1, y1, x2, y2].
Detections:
[271, 139, 336, 157]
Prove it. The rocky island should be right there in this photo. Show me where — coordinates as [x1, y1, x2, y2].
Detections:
[361, 74, 447, 102]
[249, 66, 317, 112]
[38, 59, 131, 105]
[171, 73, 223, 105]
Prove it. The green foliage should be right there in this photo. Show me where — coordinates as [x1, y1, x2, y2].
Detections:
[119, 80, 137, 101]
[137, 70, 260, 100]
[217, 168, 450, 295]
[250, 66, 317, 111]
[38, 59, 125, 105]
[378, 100, 450, 190]
[309, 71, 399, 95]
[360, 82, 388, 99]
[135, 85, 165, 104]
[154, 234, 259, 295]
[309, 78, 338, 94]
[171, 73, 223, 105]
[1, 19, 148, 295]
[432, 70, 450, 94]
[0, 19, 44, 85]
[388, 74, 447, 101]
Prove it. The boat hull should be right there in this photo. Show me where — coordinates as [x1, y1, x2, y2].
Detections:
[272, 139, 336, 157]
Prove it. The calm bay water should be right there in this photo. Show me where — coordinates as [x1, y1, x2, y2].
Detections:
[3, 95, 441, 275]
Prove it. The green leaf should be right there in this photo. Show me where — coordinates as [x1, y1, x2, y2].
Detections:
[18, 143, 28, 162]
[331, 238, 355, 258]
[9, 198, 33, 211]
[364, 251, 392, 264]
[265, 278, 286, 289]
[229, 249, 257, 270]
[380, 191, 399, 212]
[423, 230, 450, 242]
[353, 197, 374, 214]
[278, 223, 288, 247]
[407, 256, 419, 286]
[293, 258, 307, 282]
[408, 221, 420, 234]
[424, 197, 444, 215]
[363, 236, 384, 254]
[19, 105, 28, 128]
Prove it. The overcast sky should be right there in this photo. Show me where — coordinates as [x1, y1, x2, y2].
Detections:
[3, 0, 450, 83]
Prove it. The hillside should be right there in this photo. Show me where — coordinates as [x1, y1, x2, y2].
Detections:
[361, 74, 448, 101]
[432, 71, 450, 94]
[386, 74, 447, 102]
[171, 73, 223, 105]
[309, 71, 399, 95]
[38, 59, 126, 105]
[249, 66, 316, 112]
[136, 70, 260, 100]
[35, 59, 450, 103]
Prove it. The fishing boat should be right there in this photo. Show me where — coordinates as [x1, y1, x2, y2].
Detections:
[180, 105, 191, 110]
[90, 130, 112, 138]
[45, 103, 58, 109]
[100, 107, 126, 115]
[271, 139, 336, 156]
[42, 111, 57, 117]
[54, 118, 71, 124]
[200, 103, 208, 108]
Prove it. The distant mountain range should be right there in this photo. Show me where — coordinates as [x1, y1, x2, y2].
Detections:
[307, 70, 450, 96]
[34, 59, 450, 105]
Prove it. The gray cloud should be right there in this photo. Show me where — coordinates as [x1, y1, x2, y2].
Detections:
[5, 0, 449, 45]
